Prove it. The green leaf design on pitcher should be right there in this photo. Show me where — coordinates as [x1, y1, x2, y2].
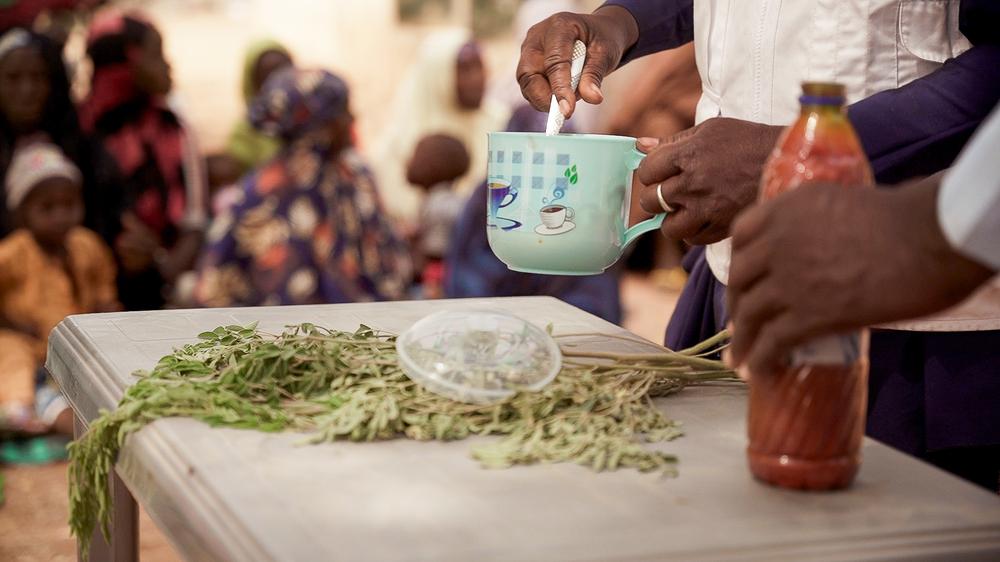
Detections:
[565, 164, 579, 185]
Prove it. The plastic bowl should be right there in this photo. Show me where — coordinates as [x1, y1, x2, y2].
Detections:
[396, 309, 562, 404]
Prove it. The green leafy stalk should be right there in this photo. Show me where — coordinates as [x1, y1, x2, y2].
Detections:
[68, 324, 735, 554]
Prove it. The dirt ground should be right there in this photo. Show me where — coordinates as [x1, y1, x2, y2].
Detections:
[0, 273, 678, 561]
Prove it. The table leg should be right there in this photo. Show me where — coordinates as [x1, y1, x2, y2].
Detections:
[74, 415, 138, 562]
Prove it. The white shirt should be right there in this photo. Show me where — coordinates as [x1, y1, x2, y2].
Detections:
[691, 0, 1000, 331]
[693, 0, 971, 287]
[940, 106, 1000, 272]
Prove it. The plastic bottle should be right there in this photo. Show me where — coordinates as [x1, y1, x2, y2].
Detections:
[748, 82, 873, 491]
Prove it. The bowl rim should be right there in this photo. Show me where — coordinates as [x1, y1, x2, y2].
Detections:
[487, 131, 637, 143]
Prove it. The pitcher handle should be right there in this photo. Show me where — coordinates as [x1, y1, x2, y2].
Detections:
[622, 144, 665, 247]
[623, 213, 666, 249]
[627, 146, 647, 170]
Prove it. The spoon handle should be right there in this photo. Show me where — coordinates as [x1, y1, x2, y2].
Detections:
[545, 40, 587, 136]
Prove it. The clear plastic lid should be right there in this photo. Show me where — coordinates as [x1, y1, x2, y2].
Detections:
[396, 309, 562, 404]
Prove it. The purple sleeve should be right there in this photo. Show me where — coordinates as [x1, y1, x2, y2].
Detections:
[850, 44, 1000, 184]
[601, 0, 694, 65]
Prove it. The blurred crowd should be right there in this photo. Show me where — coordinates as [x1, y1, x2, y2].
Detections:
[0, 1, 696, 441]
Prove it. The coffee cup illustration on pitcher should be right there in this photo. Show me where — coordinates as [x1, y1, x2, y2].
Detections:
[536, 204, 576, 234]
[486, 131, 666, 275]
[488, 179, 519, 229]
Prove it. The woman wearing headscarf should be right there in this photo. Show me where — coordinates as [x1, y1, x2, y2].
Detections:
[225, 38, 293, 173]
[194, 68, 412, 307]
[445, 105, 623, 324]
[205, 39, 294, 216]
[0, 27, 118, 240]
[81, 9, 209, 311]
[372, 29, 508, 223]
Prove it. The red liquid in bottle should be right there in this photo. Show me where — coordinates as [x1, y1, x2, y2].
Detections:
[748, 82, 874, 491]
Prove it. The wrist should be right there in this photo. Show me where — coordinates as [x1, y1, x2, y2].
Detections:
[594, 5, 640, 52]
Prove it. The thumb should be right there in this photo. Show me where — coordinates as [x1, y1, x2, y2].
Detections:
[577, 44, 614, 105]
[636, 137, 660, 153]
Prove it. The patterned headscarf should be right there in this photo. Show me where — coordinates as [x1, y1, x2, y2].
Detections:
[79, 9, 155, 132]
[249, 68, 349, 142]
[5, 142, 81, 210]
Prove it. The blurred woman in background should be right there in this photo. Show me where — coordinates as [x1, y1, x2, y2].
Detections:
[0, 27, 117, 240]
[81, 9, 208, 311]
[194, 68, 412, 307]
[372, 29, 507, 225]
[206, 38, 294, 216]
[225, 38, 293, 174]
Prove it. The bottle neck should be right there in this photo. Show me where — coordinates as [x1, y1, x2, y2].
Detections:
[799, 94, 846, 117]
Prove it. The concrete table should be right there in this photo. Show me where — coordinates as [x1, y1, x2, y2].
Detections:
[47, 297, 1000, 561]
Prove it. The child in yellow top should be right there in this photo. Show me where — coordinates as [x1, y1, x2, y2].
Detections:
[0, 142, 119, 433]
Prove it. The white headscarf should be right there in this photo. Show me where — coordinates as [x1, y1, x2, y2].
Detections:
[372, 29, 508, 221]
[5, 142, 82, 211]
[0, 28, 32, 62]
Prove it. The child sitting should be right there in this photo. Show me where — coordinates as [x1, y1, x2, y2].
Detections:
[406, 133, 470, 299]
[0, 142, 119, 436]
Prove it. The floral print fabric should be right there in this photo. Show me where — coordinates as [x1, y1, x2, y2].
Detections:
[195, 141, 412, 307]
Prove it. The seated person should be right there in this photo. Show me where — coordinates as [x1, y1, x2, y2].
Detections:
[0, 142, 118, 435]
[206, 39, 295, 217]
[407, 133, 470, 299]
[194, 68, 413, 306]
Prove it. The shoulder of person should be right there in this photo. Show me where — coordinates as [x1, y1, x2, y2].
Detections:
[0, 229, 35, 282]
[0, 229, 35, 256]
[340, 148, 372, 174]
[66, 227, 115, 260]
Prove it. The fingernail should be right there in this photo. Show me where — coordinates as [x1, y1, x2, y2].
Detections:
[558, 98, 571, 117]
[637, 137, 660, 150]
[586, 83, 604, 102]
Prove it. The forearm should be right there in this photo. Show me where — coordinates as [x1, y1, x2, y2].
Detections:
[849, 44, 1000, 183]
[895, 175, 994, 310]
[601, 0, 694, 66]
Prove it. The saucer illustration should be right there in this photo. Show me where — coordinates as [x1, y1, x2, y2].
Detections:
[490, 217, 523, 231]
[534, 221, 576, 235]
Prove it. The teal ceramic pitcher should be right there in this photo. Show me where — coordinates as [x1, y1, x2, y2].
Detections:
[486, 132, 665, 275]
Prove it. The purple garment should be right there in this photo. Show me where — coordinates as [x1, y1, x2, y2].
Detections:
[604, 0, 1000, 456]
[868, 330, 1000, 454]
[604, 0, 693, 65]
[443, 105, 623, 324]
[663, 246, 725, 353]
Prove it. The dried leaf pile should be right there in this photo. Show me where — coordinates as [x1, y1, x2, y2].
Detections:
[68, 323, 734, 552]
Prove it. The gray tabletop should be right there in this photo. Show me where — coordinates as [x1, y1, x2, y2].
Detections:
[47, 297, 1000, 561]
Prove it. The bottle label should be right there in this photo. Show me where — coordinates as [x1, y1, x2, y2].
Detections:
[790, 333, 861, 367]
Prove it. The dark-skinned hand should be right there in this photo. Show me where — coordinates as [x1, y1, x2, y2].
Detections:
[116, 212, 161, 273]
[517, 6, 639, 117]
[635, 117, 784, 245]
[727, 175, 994, 377]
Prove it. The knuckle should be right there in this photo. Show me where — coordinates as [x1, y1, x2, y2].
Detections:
[550, 12, 577, 27]
[543, 54, 570, 74]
